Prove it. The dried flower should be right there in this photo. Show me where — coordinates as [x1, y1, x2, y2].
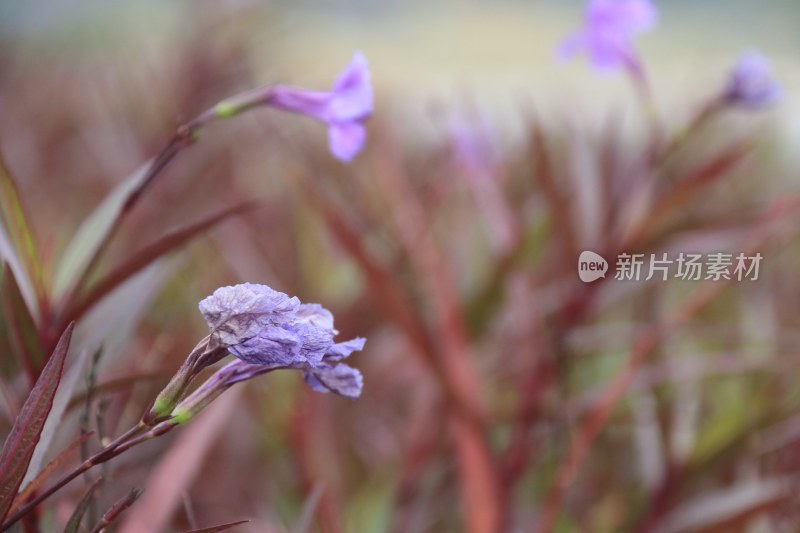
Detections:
[213, 51, 372, 161]
[558, 0, 657, 75]
[200, 285, 364, 393]
[170, 283, 365, 423]
[723, 52, 782, 109]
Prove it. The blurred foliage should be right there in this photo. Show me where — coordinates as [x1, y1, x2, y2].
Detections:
[1, 1, 800, 533]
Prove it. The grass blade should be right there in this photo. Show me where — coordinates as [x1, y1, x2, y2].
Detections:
[0, 322, 74, 524]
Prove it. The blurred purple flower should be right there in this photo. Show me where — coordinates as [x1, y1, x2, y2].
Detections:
[558, 0, 657, 74]
[723, 52, 782, 109]
[198, 283, 365, 399]
[269, 51, 373, 161]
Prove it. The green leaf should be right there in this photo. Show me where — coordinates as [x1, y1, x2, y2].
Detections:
[52, 161, 152, 301]
[0, 152, 44, 301]
[0, 322, 74, 524]
[1, 263, 45, 373]
[63, 478, 101, 533]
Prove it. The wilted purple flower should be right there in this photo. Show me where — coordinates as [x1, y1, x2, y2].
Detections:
[198, 283, 365, 399]
[558, 0, 657, 75]
[268, 51, 373, 161]
[723, 52, 782, 109]
[199, 283, 300, 350]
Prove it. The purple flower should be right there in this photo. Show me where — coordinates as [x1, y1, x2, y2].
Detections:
[723, 52, 782, 109]
[199, 283, 365, 399]
[199, 283, 300, 350]
[268, 51, 373, 162]
[558, 0, 657, 74]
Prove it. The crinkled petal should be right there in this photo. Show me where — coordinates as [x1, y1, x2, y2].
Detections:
[229, 326, 302, 365]
[199, 283, 300, 348]
[329, 51, 373, 122]
[329, 122, 366, 162]
[295, 323, 335, 365]
[304, 363, 363, 399]
[295, 303, 335, 330]
[324, 337, 366, 362]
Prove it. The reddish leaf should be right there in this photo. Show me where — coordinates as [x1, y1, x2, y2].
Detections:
[180, 520, 250, 532]
[10, 432, 93, 515]
[0, 322, 74, 524]
[89, 488, 142, 533]
[62, 202, 257, 325]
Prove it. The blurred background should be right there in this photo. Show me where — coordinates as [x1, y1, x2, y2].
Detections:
[1, 1, 800, 532]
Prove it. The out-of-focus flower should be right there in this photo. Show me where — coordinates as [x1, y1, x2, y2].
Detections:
[722, 52, 782, 109]
[200, 283, 364, 395]
[558, 0, 657, 75]
[269, 51, 372, 161]
[213, 51, 373, 162]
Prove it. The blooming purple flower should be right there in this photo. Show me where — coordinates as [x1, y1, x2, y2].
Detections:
[268, 51, 373, 162]
[723, 52, 782, 109]
[199, 283, 365, 399]
[558, 0, 657, 74]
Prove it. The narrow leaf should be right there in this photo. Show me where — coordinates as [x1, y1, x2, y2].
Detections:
[0, 322, 75, 524]
[180, 520, 250, 533]
[0, 227, 38, 322]
[89, 488, 142, 533]
[1, 263, 45, 375]
[63, 477, 102, 533]
[0, 152, 44, 299]
[52, 161, 152, 300]
[22, 348, 93, 487]
[63, 202, 257, 325]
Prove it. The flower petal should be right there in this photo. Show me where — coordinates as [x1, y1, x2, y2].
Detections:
[329, 122, 367, 162]
[324, 337, 366, 362]
[304, 363, 363, 399]
[329, 51, 373, 122]
[229, 326, 302, 365]
[199, 283, 300, 348]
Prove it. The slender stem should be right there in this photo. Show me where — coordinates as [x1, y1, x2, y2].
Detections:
[1, 422, 152, 531]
